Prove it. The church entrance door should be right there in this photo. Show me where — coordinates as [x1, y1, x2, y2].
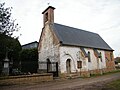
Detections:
[66, 59, 71, 74]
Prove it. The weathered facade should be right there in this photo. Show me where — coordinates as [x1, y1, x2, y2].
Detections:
[38, 6, 115, 77]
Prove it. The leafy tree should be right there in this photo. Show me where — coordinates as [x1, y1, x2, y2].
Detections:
[115, 57, 120, 63]
[19, 48, 38, 73]
[0, 3, 20, 37]
[0, 3, 21, 75]
[0, 33, 22, 74]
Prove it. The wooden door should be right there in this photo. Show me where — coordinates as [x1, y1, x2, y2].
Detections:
[66, 59, 71, 74]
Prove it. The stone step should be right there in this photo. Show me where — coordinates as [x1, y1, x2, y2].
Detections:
[66, 74, 80, 79]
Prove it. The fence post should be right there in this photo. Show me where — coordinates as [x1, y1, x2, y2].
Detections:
[47, 62, 48, 73]
[56, 62, 58, 77]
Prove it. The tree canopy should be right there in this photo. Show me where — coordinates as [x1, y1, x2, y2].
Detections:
[0, 3, 21, 75]
[0, 3, 20, 37]
[0, 33, 22, 74]
[0, 2, 21, 61]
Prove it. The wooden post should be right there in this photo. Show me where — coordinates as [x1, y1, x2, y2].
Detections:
[56, 62, 58, 77]
[47, 61, 49, 73]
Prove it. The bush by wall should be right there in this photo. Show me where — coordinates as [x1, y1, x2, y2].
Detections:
[19, 48, 38, 73]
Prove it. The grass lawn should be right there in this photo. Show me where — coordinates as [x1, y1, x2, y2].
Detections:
[105, 79, 120, 90]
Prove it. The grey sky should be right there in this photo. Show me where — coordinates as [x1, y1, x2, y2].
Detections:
[1, 0, 120, 57]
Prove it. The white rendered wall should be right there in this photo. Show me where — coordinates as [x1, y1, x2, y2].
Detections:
[98, 50, 106, 69]
[59, 46, 88, 73]
[59, 46, 107, 73]
[84, 48, 106, 70]
[84, 48, 98, 70]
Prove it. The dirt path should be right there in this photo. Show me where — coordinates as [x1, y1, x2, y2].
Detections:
[1, 72, 120, 90]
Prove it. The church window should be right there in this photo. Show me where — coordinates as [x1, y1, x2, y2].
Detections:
[77, 61, 82, 68]
[100, 52, 102, 62]
[88, 51, 91, 62]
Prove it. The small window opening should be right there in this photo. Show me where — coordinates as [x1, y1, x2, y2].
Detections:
[45, 13, 48, 22]
[77, 61, 82, 68]
[88, 51, 91, 62]
[100, 52, 102, 62]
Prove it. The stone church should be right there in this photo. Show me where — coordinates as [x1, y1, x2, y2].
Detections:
[38, 6, 115, 77]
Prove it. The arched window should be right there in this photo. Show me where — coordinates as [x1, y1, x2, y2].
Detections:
[100, 52, 102, 62]
[88, 51, 91, 62]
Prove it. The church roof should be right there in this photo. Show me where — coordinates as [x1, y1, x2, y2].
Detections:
[53, 23, 113, 51]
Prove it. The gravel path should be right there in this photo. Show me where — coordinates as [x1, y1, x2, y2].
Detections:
[1, 72, 120, 90]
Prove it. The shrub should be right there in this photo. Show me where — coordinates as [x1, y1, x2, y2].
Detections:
[19, 48, 38, 73]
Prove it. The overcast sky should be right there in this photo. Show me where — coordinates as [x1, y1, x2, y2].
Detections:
[1, 0, 120, 57]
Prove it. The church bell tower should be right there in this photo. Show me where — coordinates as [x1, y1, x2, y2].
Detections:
[42, 6, 55, 26]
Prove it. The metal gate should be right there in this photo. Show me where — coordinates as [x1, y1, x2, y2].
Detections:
[39, 61, 58, 77]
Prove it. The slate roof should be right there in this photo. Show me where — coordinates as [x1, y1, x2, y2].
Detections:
[22, 41, 38, 49]
[53, 23, 113, 51]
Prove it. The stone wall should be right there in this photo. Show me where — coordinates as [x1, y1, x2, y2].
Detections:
[105, 51, 116, 72]
[0, 73, 53, 85]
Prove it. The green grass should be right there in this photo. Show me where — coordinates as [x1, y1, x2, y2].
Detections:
[90, 69, 120, 77]
[105, 79, 120, 90]
[103, 69, 120, 75]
